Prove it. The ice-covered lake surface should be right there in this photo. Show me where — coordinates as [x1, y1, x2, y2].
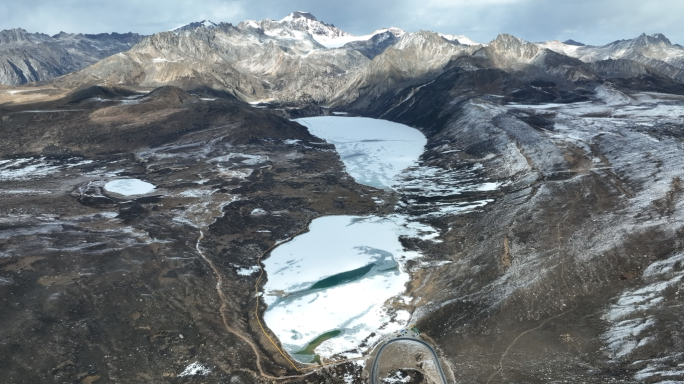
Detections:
[104, 179, 156, 195]
[261, 116, 498, 362]
[261, 117, 436, 362]
[295, 117, 426, 189]
[263, 215, 435, 362]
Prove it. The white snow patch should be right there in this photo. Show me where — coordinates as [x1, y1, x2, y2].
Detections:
[595, 85, 634, 106]
[210, 153, 269, 166]
[0, 157, 93, 181]
[7, 89, 36, 95]
[178, 189, 212, 198]
[382, 370, 413, 383]
[236, 265, 260, 276]
[439, 33, 483, 46]
[313, 27, 404, 48]
[242, 20, 260, 29]
[0, 190, 52, 195]
[251, 208, 267, 216]
[635, 366, 684, 381]
[602, 317, 656, 358]
[601, 251, 684, 362]
[178, 362, 211, 377]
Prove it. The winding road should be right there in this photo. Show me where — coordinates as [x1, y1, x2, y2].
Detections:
[370, 338, 448, 384]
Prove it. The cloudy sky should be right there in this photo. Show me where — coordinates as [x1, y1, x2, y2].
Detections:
[2, 0, 682, 45]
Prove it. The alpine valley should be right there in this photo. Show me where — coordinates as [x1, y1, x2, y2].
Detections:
[1, 11, 684, 384]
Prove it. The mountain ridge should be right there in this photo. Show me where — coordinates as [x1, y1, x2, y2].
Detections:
[4, 12, 684, 107]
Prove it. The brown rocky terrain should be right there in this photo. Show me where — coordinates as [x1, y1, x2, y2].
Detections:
[0, 86, 397, 383]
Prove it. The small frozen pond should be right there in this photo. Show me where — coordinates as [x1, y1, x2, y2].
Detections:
[263, 215, 433, 362]
[295, 117, 426, 189]
[104, 179, 155, 195]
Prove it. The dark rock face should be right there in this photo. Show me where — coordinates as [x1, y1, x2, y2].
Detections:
[563, 39, 585, 46]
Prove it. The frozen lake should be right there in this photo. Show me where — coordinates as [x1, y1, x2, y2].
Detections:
[262, 116, 496, 363]
[262, 117, 436, 363]
[263, 215, 433, 362]
[295, 117, 426, 189]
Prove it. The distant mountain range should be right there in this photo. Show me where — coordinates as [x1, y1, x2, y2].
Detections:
[3, 11, 684, 107]
[0, 28, 144, 85]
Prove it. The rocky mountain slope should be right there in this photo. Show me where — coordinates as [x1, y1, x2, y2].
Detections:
[0, 28, 144, 85]
[332, 30, 482, 108]
[342, 28, 405, 59]
[52, 14, 376, 103]
[345, 62, 684, 382]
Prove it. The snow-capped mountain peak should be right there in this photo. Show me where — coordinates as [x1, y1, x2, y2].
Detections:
[237, 11, 357, 48]
[233, 12, 406, 50]
[375, 27, 406, 38]
[438, 33, 483, 46]
[276, 11, 351, 42]
[170, 20, 218, 34]
[280, 11, 318, 22]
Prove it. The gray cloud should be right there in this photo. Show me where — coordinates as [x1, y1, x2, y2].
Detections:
[1, 0, 682, 46]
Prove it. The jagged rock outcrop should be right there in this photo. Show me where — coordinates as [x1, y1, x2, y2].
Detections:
[342, 28, 405, 59]
[563, 39, 585, 46]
